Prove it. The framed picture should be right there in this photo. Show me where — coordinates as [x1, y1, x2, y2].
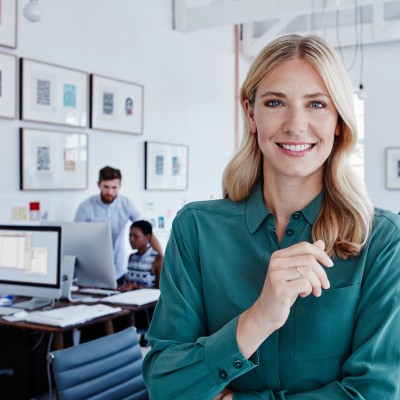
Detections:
[145, 141, 188, 190]
[0, 52, 17, 118]
[20, 128, 88, 190]
[0, 0, 17, 48]
[386, 147, 400, 189]
[90, 74, 144, 135]
[20, 58, 88, 127]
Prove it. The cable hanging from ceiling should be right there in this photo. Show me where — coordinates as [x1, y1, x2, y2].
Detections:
[358, 5, 367, 100]
[336, 0, 360, 71]
[335, 0, 366, 100]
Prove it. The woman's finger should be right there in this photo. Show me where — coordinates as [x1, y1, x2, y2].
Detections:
[287, 277, 313, 298]
[271, 265, 323, 297]
[270, 254, 330, 290]
[272, 241, 334, 268]
[295, 266, 323, 296]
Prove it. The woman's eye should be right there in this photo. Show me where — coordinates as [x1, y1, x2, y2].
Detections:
[309, 101, 325, 109]
[266, 100, 281, 107]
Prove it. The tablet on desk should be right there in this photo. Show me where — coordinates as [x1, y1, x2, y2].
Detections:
[101, 289, 160, 306]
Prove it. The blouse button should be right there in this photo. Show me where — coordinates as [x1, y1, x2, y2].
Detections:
[292, 212, 300, 220]
[218, 369, 228, 379]
[233, 360, 243, 369]
[286, 229, 294, 237]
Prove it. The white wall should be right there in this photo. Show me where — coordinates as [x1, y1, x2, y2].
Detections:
[362, 42, 400, 213]
[0, 0, 244, 229]
[344, 41, 400, 213]
[1, 0, 398, 231]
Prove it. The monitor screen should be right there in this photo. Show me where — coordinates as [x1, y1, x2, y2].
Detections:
[0, 225, 62, 303]
[42, 221, 116, 289]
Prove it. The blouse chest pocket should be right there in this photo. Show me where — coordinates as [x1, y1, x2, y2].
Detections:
[294, 284, 360, 361]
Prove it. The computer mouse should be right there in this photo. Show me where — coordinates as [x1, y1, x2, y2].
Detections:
[12, 310, 29, 320]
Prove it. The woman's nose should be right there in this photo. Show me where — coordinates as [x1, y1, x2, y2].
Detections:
[282, 108, 308, 135]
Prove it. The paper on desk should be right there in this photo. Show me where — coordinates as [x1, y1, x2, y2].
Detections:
[101, 288, 160, 306]
[79, 297, 102, 303]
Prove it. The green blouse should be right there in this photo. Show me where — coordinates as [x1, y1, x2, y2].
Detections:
[142, 184, 400, 399]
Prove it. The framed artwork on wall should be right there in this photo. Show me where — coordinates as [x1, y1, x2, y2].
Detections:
[90, 74, 144, 135]
[20, 58, 88, 127]
[145, 141, 188, 190]
[20, 128, 88, 190]
[0, 0, 17, 48]
[0, 52, 17, 118]
[386, 147, 400, 190]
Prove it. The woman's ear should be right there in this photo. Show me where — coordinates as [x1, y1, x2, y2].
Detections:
[335, 116, 342, 136]
[244, 99, 257, 133]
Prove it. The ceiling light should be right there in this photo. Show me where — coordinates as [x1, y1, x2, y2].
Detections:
[23, 0, 43, 23]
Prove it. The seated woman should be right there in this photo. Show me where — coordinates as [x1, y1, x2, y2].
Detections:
[119, 220, 160, 291]
[118, 220, 160, 344]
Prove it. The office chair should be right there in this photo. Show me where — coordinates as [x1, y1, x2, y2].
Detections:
[47, 327, 149, 400]
[0, 367, 14, 386]
[0, 369, 13, 376]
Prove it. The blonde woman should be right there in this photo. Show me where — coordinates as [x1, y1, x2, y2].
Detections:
[142, 35, 400, 399]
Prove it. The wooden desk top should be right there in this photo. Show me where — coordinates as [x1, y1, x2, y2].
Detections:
[74, 290, 158, 311]
[0, 300, 129, 334]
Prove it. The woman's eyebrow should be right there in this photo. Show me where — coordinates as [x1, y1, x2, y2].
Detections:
[259, 91, 330, 99]
[303, 92, 330, 99]
[260, 91, 286, 99]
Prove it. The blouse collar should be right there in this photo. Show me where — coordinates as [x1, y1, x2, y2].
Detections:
[245, 181, 323, 234]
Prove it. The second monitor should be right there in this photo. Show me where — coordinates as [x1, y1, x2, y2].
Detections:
[43, 221, 117, 289]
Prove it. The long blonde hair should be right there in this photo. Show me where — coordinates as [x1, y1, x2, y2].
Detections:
[222, 34, 373, 259]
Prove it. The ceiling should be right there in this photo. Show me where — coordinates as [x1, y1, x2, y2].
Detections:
[173, 0, 400, 58]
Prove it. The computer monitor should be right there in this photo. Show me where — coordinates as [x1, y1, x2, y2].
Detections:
[0, 225, 62, 309]
[42, 221, 116, 289]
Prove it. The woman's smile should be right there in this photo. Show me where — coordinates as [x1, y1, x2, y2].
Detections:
[277, 142, 316, 156]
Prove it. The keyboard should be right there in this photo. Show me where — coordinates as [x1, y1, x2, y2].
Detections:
[25, 304, 122, 327]
[102, 288, 160, 306]
[78, 288, 120, 296]
[69, 293, 93, 301]
[0, 306, 22, 316]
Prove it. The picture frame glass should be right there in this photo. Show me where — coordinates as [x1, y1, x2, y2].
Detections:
[21, 59, 88, 127]
[145, 142, 188, 190]
[91, 74, 143, 135]
[20, 128, 88, 190]
[0, 0, 17, 48]
[386, 148, 400, 189]
[0, 52, 17, 118]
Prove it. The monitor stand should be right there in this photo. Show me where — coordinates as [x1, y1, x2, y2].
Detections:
[62, 255, 91, 302]
[13, 297, 52, 310]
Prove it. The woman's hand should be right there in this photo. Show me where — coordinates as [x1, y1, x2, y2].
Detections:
[237, 240, 333, 358]
[258, 239, 332, 328]
[213, 388, 234, 400]
[117, 282, 138, 292]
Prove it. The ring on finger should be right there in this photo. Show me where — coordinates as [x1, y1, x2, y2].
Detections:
[296, 266, 305, 278]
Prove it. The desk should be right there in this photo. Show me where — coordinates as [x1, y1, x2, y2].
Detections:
[0, 300, 130, 350]
[120, 301, 157, 327]
[0, 296, 157, 399]
[74, 290, 158, 330]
